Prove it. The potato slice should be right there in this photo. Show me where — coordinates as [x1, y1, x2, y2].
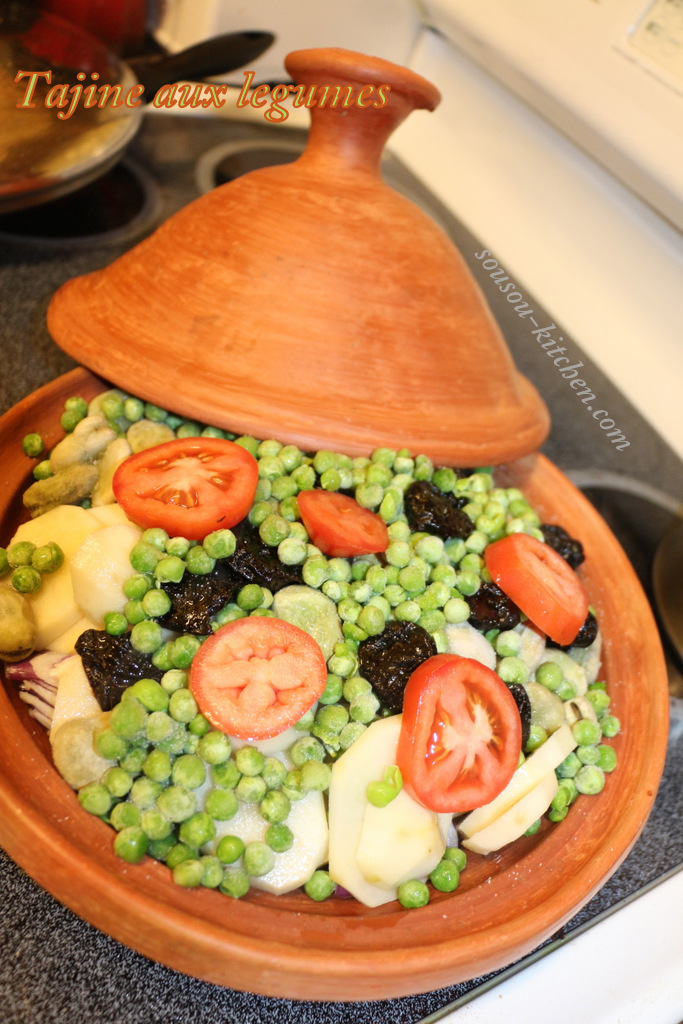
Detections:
[462, 771, 559, 855]
[459, 724, 576, 839]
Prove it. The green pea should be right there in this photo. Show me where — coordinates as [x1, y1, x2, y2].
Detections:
[172, 754, 207, 790]
[498, 656, 530, 685]
[178, 812, 215, 849]
[244, 841, 274, 877]
[185, 545, 215, 575]
[140, 808, 173, 841]
[130, 777, 163, 809]
[318, 674, 344, 705]
[32, 459, 52, 481]
[113, 826, 148, 864]
[165, 843, 198, 869]
[259, 789, 291, 824]
[160, 668, 187, 693]
[212, 759, 241, 789]
[7, 541, 34, 569]
[266, 823, 294, 853]
[130, 541, 163, 574]
[397, 879, 430, 909]
[596, 744, 618, 772]
[130, 619, 163, 654]
[205, 788, 239, 821]
[304, 870, 335, 901]
[169, 635, 201, 670]
[22, 432, 44, 458]
[216, 835, 245, 864]
[156, 784, 196, 823]
[173, 859, 205, 888]
[236, 584, 265, 611]
[220, 867, 250, 899]
[299, 760, 331, 793]
[572, 719, 602, 747]
[442, 846, 467, 871]
[200, 856, 224, 888]
[10, 565, 42, 593]
[600, 715, 621, 738]
[110, 801, 141, 832]
[78, 782, 112, 817]
[234, 745, 265, 777]
[143, 748, 172, 782]
[31, 541, 64, 574]
[110, 699, 147, 739]
[197, 730, 231, 765]
[235, 775, 267, 803]
[575, 764, 605, 795]
[430, 860, 460, 893]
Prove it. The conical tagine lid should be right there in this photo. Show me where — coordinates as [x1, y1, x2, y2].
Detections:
[48, 47, 550, 465]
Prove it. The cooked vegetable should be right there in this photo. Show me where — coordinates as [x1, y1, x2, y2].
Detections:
[5, 651, 63, 723]
[297, 490, 389, 557]
[112, 437, 259, 541]
[0, 584, 37, 662]
[462, 770, 559, 854]
[397, 655, 522, 814]
[23, 463, 99, 517]
[485, 533, 589, 645]
[458, 723, 577, 838]
[189, 617, 328, 740]
[91, 436, 132, 507]
[70, 522, 142, 625]
[271, 585, 342, 660]
[49, 414, 118, 473]
[328, 714, 449, 907]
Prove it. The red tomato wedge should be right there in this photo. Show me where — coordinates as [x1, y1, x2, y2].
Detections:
[396, 655, 522, 814]
[189, 617, 328, 740]
[485, 533, 589, 646]
[112, 437, 258, 541]
[297, 489, 389, 557]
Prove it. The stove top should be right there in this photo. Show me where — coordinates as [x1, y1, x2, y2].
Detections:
[1, 113, 681, 1024]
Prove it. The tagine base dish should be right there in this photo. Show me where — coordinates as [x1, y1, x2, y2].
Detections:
[0, 368, 669, 1002]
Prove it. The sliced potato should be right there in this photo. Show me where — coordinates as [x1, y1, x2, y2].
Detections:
[48, 615, 98, 654]
[356, 787, 448, 890]
[444, 621, 496, 670]
[458, 724, 576, 839]
[208, 786, 329, 894]
[462, 771, 558, 855]
[50, 653, 101, 737]
[11, 505, 102, 648]
[70, 522, 142, 625]
[328, 714, 449, 907]
[50, 712, 113, 789]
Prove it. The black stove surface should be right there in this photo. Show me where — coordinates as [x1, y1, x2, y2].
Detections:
[1, 115, 682, 1024]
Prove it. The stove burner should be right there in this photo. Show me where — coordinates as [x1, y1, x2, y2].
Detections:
[0, 160, 162, 249]
[195, 139, 304, 193]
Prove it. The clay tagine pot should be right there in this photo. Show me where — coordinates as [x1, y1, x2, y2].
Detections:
[47, 47, 550, 466]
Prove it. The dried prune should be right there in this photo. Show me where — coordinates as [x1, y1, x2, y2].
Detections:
[507, 682, 531, 750]
[357, 620, 437, 713]
[404, 480, 473, 540]
[548, 610, 599, 650]
[157, 560, 242, 635]
[75, 630, 163, 712]
[229, 523, 304, 591]
[465, 582, 521, 631]
[541, 524, 585, 569]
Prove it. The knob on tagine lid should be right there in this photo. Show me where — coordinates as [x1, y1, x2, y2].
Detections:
[47, 47, 550, 466]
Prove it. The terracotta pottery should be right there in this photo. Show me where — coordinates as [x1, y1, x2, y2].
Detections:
[0, 369, 668, 1001]
[47, 48, 549, 466]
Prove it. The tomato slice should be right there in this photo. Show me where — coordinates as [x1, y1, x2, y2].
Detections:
[189, 617, 328, 740]
[112, 437, 258, 541]
[485, 533, 588, 646]
[396, 655, 522, 815]
[297, 490, 389, 557]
